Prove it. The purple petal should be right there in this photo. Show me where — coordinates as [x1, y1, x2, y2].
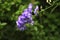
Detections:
[18, 16, 25, 21]
[34, 6, 39, 15]
[16, 21, 23, 27]
[22, 12, 32, 19]
[28, 3, 32, 9]
[19, 25, 26, 31]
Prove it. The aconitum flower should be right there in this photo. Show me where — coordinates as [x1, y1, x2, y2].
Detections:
[16, 3, 33, 31]
[16, 3, 39, 31]
[34, 6, 39, 15]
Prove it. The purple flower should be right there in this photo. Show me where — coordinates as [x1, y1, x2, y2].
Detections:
[16, 3, 39, 31]
[16, 3, 33, 31]
[34, 6, 39, 15]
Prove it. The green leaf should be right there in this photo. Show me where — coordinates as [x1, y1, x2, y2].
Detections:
[0, 22, 7, 29]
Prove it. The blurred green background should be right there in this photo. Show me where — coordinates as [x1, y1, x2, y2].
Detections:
[0, 0, 60, 40]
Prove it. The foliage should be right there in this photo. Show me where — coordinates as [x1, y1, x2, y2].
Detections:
[0, 0, 60, 40]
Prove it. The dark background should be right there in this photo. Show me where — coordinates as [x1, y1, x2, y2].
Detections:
[0, 0, 60, 40]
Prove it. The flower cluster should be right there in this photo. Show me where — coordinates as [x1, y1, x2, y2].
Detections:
[16, 3, 39, 31]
